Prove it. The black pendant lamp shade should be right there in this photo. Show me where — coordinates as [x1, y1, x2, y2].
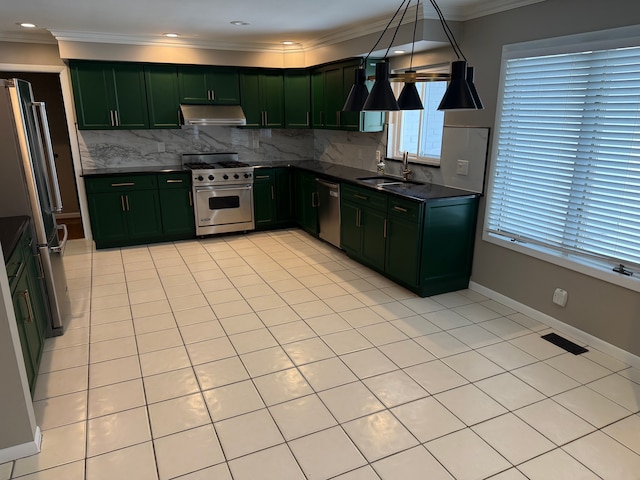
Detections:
[397, 71, 424, 110]
[438, 60, 477, 110]
[343, 67, 370, 112]
[466, 66, 484, 110]
[363, 61, 400, 111]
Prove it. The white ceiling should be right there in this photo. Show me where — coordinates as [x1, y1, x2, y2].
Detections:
[1, 0, 544, 52]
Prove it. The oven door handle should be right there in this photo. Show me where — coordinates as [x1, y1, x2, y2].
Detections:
[195, 185, 253, 193]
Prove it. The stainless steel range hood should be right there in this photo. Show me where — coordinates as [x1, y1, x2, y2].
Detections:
[180, 104, 247, 126]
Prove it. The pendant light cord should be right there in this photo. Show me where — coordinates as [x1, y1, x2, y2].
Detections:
[408, 0, 420, 70]
[428, 0, 466, 61]
[364, 0, 410, 64]
[383, 0, 413, 59]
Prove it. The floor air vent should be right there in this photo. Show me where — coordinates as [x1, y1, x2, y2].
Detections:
[541, 332, 588, 355]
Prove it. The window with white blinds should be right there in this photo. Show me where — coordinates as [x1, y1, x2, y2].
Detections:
[485, 29, 640, 284]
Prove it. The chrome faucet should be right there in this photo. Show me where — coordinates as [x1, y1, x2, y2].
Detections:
[402, 151, 412, 181]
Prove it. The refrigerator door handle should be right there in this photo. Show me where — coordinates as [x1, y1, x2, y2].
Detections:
[51, 224, 68, 255]
[32, 101, 63, 213]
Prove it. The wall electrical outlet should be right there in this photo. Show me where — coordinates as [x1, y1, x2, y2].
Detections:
[157, 142, 165, 153]
[376, 150, 381, 162]
[456, 159, 469, 176]
[553, 288, 568, 307]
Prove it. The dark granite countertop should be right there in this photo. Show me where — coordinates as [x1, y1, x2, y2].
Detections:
[0, 216, 30, 263]
[81, 160, 478, 202]
[81, 165, 186, 177]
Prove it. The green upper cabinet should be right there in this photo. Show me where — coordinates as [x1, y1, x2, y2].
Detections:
[239, 69, 285, 128]
[144, 65, 181, 128]
[177, 66, 240, 105]
[311, 59, 384, 132]
[70, 61, 149, 130]
[284, 69, 311, 128]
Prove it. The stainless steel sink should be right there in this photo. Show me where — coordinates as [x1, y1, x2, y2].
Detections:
[357, 176, 424, 187]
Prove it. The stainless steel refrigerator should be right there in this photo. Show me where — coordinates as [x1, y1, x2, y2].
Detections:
[0, 78, 71, 336]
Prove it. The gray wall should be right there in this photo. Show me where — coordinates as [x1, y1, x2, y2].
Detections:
[451, 0, 640, 356]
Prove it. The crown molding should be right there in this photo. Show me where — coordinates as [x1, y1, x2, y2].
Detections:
[0, 31, 56, 45]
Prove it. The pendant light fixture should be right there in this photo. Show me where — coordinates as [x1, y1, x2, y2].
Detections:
[342, 0, 483, 112]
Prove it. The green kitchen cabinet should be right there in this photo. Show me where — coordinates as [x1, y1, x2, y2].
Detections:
[254, 168, 294, 229]
[340, 183, 387, 271]
[385, 196, 423, 288]
[311, 59, 384, 132]
[239, 70, 285, 128]
[157, 173, 195, 239]
[7, 225, 45, 395]
[145, 64, 181, 128]
[70, 61, 149, 130]
[85, 175, 163, 249]
[284, 69, 311, 128]
[178, 66, 240, 105]
[295, 170, 319, 235]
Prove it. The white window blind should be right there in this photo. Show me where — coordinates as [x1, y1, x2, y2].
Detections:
[486, 44, 640, 272]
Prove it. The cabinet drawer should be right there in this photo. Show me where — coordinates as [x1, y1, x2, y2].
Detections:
[342, 183, 387, 211]
[253, 169, 274, 183]
[85, 175, 157, 193]
[388, 196, 423, 221]
[157, 173, 191, 189]
[6, 246, 24, 290]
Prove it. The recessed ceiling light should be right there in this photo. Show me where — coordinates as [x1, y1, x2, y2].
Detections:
[393, 50, 406, 54]
[163, 33, 180, 38]
[230, 21, 250, 26]
[19, 23, 37, 28]
[281, 41, 295, 45]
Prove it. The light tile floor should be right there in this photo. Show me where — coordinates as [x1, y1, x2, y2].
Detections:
[3, 228, 640, 479]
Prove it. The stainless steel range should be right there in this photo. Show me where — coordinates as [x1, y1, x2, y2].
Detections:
[182, 152, 255, 236]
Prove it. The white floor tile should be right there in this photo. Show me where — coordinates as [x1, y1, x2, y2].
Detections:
[89, 336, 138, 363]
[299, 357, 358, 391]
[545, 353, 612, 384]
[390, 315, 441, 337]
[289, 426, 367, 480]
[269, 320, 317, 344]
[139, 345, 191, 376]
[136, 328, 184, 354]
[228, 444, 305, 480]
[563, 431, 640, 480]
[186, 336, 236, 365]
[391, 396, 466, 443]
[363, 370, 428, 408]
[442, 350, 505, 382]
[436, 384, 508, 426]
[86, 407, 151, 457]
[33, 391, 87, 431]
[321, 329, 373, 355]
[512, 362, 580, 396]
[423, 309, 473, 330]
[148, 393, 211, 438]
[476, 342, 538, 371]
[194, 357, 249, 390]
[33, 365, 88, 401]
[203, 380, 265, 421]
[269, 394, 337, 440]
[229, 328, 279, 354]
[413, 331, 471, 358]
[603, 415, 640, 454]
[252, 367, 313, 406]
[587, 373, 640, 412]
[519, 448, 600, 479]
[239, 346, 294, 377]
[553, 386, 632, 428]
[405, 360, 468, 394]
[143, 367, 200, 404]
[214, 409, 284, 459]
[448, 324, 503, 349]
[373, 446, 454, 480]
[87, 378, 146, 418]
[10, 461, 85, 480]
[318, 382, 385, 423]
[378, 339, 436, 368]
[86, 442, 158, 480]
[340, 348, 398, 379]
[475, 373, 546, 411]
[282, 337, 334, 365]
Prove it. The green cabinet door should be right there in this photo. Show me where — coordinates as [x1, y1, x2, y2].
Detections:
[70, 61, 149, 130]
[339, 60, 384, 132]
[385, 216, 421, 288]
[311, 69, 325, 128]
[178, 66, 240, 104]
[323, 65, 343, 129]
[239, 70, 284, 128]
[145, 64, 180, 128]
[274, 168, 294, 223]
[284, 69, 310, 128]
[360, 207, 387, 271]
[340, 201, 361, 254]
[253, 169, 276, 228]
[124, 189, 163, 241]
[158, 189, 195, 238]
[87, 191, 128, 245]
[295, 171, 318, 235]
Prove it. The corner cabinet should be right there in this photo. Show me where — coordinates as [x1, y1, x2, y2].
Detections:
[70, 61, 149, 130]
[311, 59, 384, 132]
[340, 183, 478, 297]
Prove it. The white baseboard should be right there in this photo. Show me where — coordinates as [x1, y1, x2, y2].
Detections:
[469, 281, 640, 370]
[0, 427, 41, 464]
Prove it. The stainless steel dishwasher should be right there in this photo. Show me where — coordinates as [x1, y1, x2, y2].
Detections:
[316, 178, 341, 248]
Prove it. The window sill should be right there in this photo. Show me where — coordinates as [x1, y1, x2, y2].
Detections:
[482, 231, 640, 293]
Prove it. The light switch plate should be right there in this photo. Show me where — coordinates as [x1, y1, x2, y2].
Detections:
[456, 159, 469, 176]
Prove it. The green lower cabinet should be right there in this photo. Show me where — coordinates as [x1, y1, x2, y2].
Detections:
[340, 200, 386, 271]
[124, 190, 164, 241]
[157, 173, 195, 239]
[339, 201, 360, 254]
[295, 170, 319, 235]
[254, 168, 294, 229]
[385, 215, 421, 288]
[87, 191, 129, 245]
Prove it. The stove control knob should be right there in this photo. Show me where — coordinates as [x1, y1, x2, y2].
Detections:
[244, 173, 251, 179]
[234, 174, 240, 179]
[223, 174, 229, 180]
[197, 175, 204, 181]
[208, 175, 214, 181]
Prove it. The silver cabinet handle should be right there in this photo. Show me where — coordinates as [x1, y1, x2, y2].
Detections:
[188, 191, 193, 207]
[264, 111, 269, 125]
[125, 195, 130, 211]
[109, 110, 115, 127]
[311, 192, 318, 208]
[255, 175, 270, 180]
[383, 218, 388, 238]
[166, 179, 183, 183]
[393, 206, 408, 213]
[353, 194, 368, 201]
[111, 182, 135, 187]
[114, 110, 119, 127]
[306, 111, 310, 127]
[271, 185, 275, 200]
[19, 290, 34, 324]
[120, 195, 126, 211]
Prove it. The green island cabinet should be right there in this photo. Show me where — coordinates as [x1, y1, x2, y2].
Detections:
[178, 66, 240, 105]
[294, 170, 319, 235]
[6, 224, 47, 395]
[239, 70, 285, 128]
[70, 61, 149, 130]
[340, 183, 478, 297]
[253, 168, 294, 229]
[86, 173, 197, 248]
[311, 59, 384, 132]
[284, 69, 311, 128]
